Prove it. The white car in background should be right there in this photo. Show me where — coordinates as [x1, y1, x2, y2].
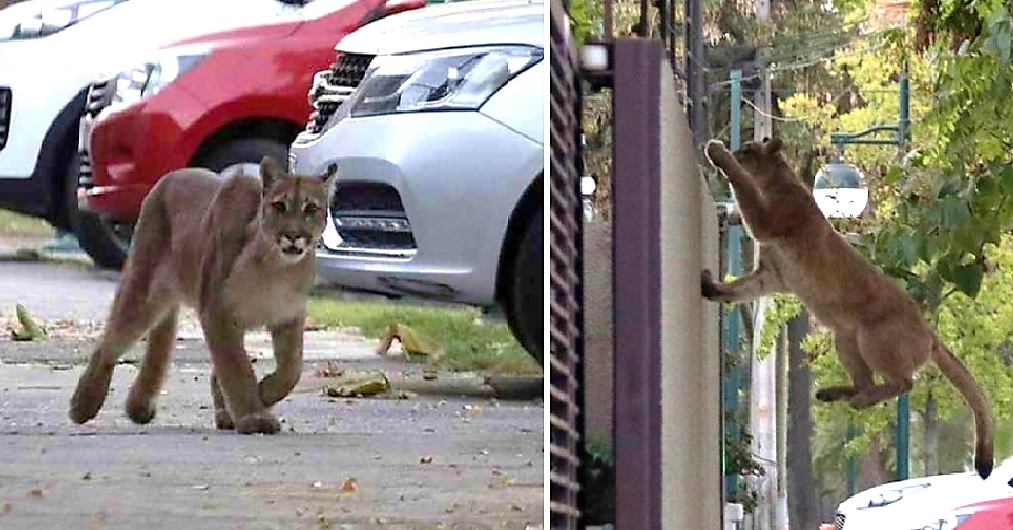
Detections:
[835, 458, 1013, 529]
[0, 0, 310, 233]
[812, 160, 869, 219]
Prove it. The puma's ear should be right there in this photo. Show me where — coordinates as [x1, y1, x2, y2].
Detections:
[320, 163, 338, 184]
[260, 155, 284, 192]
[763, 138, 784, 155]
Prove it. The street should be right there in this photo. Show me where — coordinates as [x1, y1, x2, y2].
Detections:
[0, 260, 544, 530]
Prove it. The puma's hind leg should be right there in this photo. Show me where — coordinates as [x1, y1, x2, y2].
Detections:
[69, 286, 176, 425]
[815, 332, 875, 403]
[125, 307, 179, 424]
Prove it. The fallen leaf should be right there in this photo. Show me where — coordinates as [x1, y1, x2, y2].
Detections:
[82, 471, 92, 480]
[312, 481, 324, 489]
[304, 315, 326, 331]
[340, 478, 358, 493]
[376, 323, 443, 361]
[323, 372, 390, 398]
[2, 501, 11, 515]
[26, 489, 42, 498]
[11, 304, 46, 342]
[420, 456, 433, 464]
[192, 484, 210, 491]
[423, 370, 439, 381]
[511, 504, 524, 512]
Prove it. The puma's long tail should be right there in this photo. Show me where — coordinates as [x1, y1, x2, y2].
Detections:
[932, 339, 994, 479]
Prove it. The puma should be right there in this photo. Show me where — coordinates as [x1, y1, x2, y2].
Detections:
[701, 138, 995, 479]
[69, 157, 337, 434]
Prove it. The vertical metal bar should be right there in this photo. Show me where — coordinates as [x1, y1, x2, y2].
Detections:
[686, 0, 705, 145]
[897, 395, 910, 480]
[639, 0, 649, 36]
[604, 0, 614, 38]
[722, 67, 744, 499]
[846, 421, 856, 496]
[730, 69, 742, 150]
[895, 60, 910, 482]
[613, 38, 662, 529]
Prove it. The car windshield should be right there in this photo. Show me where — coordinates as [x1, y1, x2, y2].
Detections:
[0, 0, 127, 41]
[814, 164, 863, 189]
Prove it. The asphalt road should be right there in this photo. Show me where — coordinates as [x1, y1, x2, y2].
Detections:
[0, 260, 545, 529]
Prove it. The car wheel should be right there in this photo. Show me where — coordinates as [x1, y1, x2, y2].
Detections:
[192, 138, 289, 177]
[68, 151, 132, 269]
[506, 206, 543, 364]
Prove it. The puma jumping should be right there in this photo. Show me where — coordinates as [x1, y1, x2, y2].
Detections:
[701, 138, 995, 479]
[69, 156, 337, 434]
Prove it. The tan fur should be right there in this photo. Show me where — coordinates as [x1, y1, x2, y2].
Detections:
[701, 138, 995, 479]
[69, 157, 337, 434]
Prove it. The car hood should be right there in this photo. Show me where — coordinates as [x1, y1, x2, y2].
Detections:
[335, 0, 544, 56]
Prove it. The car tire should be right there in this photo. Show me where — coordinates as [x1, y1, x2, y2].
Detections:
[192, 138, 289, 176]
[506, 206, 543, 365]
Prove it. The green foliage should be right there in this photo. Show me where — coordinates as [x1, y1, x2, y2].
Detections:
[566, 0, 599, 44]
[757, 294, 803, 358]
[724, 409, 766, 513]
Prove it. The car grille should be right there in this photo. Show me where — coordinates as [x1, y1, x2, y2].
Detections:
[331, 53, 374, 87]
[303, 53, 375, 136]
[79, 79, 114, 188]
[0, 87, 10, 152]
[835, 512, 846, 530]
[328, 183, 416, 255]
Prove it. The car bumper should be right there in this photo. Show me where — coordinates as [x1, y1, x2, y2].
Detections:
[78, 84, 206, 221]
[290, 110, 541, 306]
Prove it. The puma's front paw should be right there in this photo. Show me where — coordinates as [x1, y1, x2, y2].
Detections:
[234, 411, 280, 434]
[214, 410, 235, 430]
[704, 139, 732, 169]
[701, 269, 720, 300]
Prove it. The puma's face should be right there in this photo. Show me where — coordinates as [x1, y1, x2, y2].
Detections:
[258, 156, 337, 264]
[734, 138, 798, 189]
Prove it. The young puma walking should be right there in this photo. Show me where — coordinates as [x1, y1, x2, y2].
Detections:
[701, 138, 995, 478]
[69, 157, 336, 434]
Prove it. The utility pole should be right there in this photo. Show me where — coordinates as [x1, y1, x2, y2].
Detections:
[748, 0, 786, 527]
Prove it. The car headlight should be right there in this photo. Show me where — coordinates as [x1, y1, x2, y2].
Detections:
[337, 45, 542, 120]
[112, 50, 209, 107]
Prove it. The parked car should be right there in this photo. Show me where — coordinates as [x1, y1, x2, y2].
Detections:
[906, 495, 1013, 530]
[835, 457, 1013, 530]
[74, 0, 426, 267]
[0, 0, 311, 238]
[288, 0, 544, 361]
[812, 160, 869, 219]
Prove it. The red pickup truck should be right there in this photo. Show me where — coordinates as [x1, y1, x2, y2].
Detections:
[75, 0, 425, 267]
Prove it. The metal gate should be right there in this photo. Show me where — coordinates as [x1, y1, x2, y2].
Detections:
[548, 0, 586, 527]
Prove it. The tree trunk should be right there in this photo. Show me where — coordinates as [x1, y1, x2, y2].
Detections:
[922, 393, 941, 476]
[859, 435, 891, 490]
[786, 310, 819, 530]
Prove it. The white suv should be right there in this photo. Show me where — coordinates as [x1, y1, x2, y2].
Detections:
[0, 0, 308, 232]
